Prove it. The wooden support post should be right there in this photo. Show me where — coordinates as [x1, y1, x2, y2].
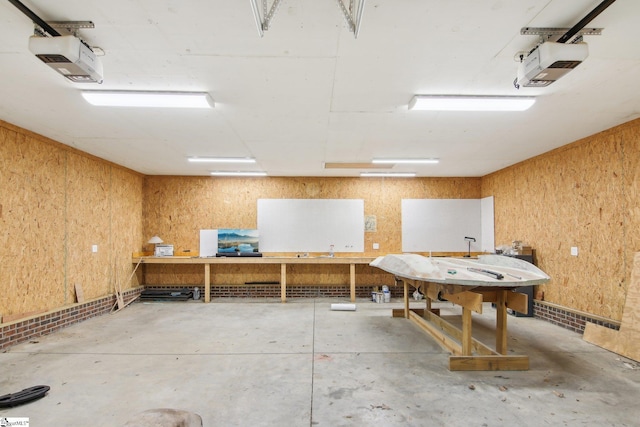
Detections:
[496, 289, 508, 355]
[425, 293, 431, 319]
[462, 307, 473, 356]
[141, 263, 147, 287]
[280, 263, 287, 303]
[404, 280, 410, 319]
[350, 263, 356, 302]
[204, 264, 211, 303]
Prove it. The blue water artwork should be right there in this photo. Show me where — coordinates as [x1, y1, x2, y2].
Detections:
[217, 229, 260, 253]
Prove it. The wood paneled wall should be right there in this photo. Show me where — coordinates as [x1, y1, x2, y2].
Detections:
[142, 176, 481, 256]
[141, 176, 481, 286]
[482, 118, 640, 322]
[0, 120, 143, 319]
[5, 114, 640, 324]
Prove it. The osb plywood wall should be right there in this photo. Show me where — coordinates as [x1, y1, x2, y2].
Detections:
[6, 113, 639, 322]
[0, 120, 143, 319]
[142, 176, 481, 285]
[143, 176, 481, 254]
[482, 118, 640, 322]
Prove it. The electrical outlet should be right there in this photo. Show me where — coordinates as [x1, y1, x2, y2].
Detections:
[571, 246, 578, 256]
[92, 245, 98, 253]
[373, 243, 380, 250]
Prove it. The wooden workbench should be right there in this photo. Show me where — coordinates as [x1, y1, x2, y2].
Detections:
[131, 256, 376, 303]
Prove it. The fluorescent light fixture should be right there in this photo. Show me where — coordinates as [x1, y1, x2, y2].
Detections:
[82, 91, 214, 108]
[360, 172, 416, 178]
[408, 95, 535, 111]
[188, 157, 256, 163]
[372, 158, 439, 164]
[324, 162, 392, 169]
[210, 171, 267, 177]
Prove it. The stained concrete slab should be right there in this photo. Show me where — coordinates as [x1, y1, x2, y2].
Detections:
[1, 298, 639, 426]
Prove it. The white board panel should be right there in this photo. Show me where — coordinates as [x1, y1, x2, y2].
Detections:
[481, 196, 495, 252]
[402, 199, 484, 253]
[258, 199, 364, 253]
[199, 229, 218, 257]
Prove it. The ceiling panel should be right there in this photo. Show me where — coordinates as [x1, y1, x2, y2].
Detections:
[1, 0, 639, 177]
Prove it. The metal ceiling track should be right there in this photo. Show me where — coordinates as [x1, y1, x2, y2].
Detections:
[8, 0, 60, 36]
[335, 0, 366, 38]
[249, 0, 366, 38]
[249, 0, 283, 37]
[47, 21, 95, 37]
[521, 27, 603, 44]
[556, 0, 616, 44]
[9, 0, 95, 39]
[520, 0, 616, 45]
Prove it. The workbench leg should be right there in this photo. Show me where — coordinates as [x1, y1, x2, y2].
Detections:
[204, 264, 211, 303]
[350, 263, 356, 302]
[141, 263, 147, 286]
[281, 263, 287, 303]
[462, 307, 473, 356]
[425, 294, 431, 319]
[404, 280, 410, 319]
[496, 290, 508, 355]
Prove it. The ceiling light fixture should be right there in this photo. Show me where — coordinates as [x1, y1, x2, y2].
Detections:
[188, 157, 256, 163]
[408, 95, 535, 112]
[81, 91, 214, 108]
[210, 171, 267, 177]
[324, 162, 392, 169]
[372, 158, 439, 164]
[360, 172, 416, 178]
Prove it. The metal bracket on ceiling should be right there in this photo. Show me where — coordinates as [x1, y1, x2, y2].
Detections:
[33, 21, 104, 55]
[250, 0, 283, 37]
[335, 0, 366, 38]
[520, 27, 603, 44]
[249, 0, 366, 39]
[34, 20, 95, 38]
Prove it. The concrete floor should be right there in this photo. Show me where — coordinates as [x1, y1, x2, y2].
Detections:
[1, 298, 639, 426]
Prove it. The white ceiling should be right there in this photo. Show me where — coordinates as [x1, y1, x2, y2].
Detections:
[1, 0, 639, 177]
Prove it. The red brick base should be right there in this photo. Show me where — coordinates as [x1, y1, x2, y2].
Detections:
[533, 300, 620, 334]
[0, 288, 142, 351]
[143, 284, 405, 299]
